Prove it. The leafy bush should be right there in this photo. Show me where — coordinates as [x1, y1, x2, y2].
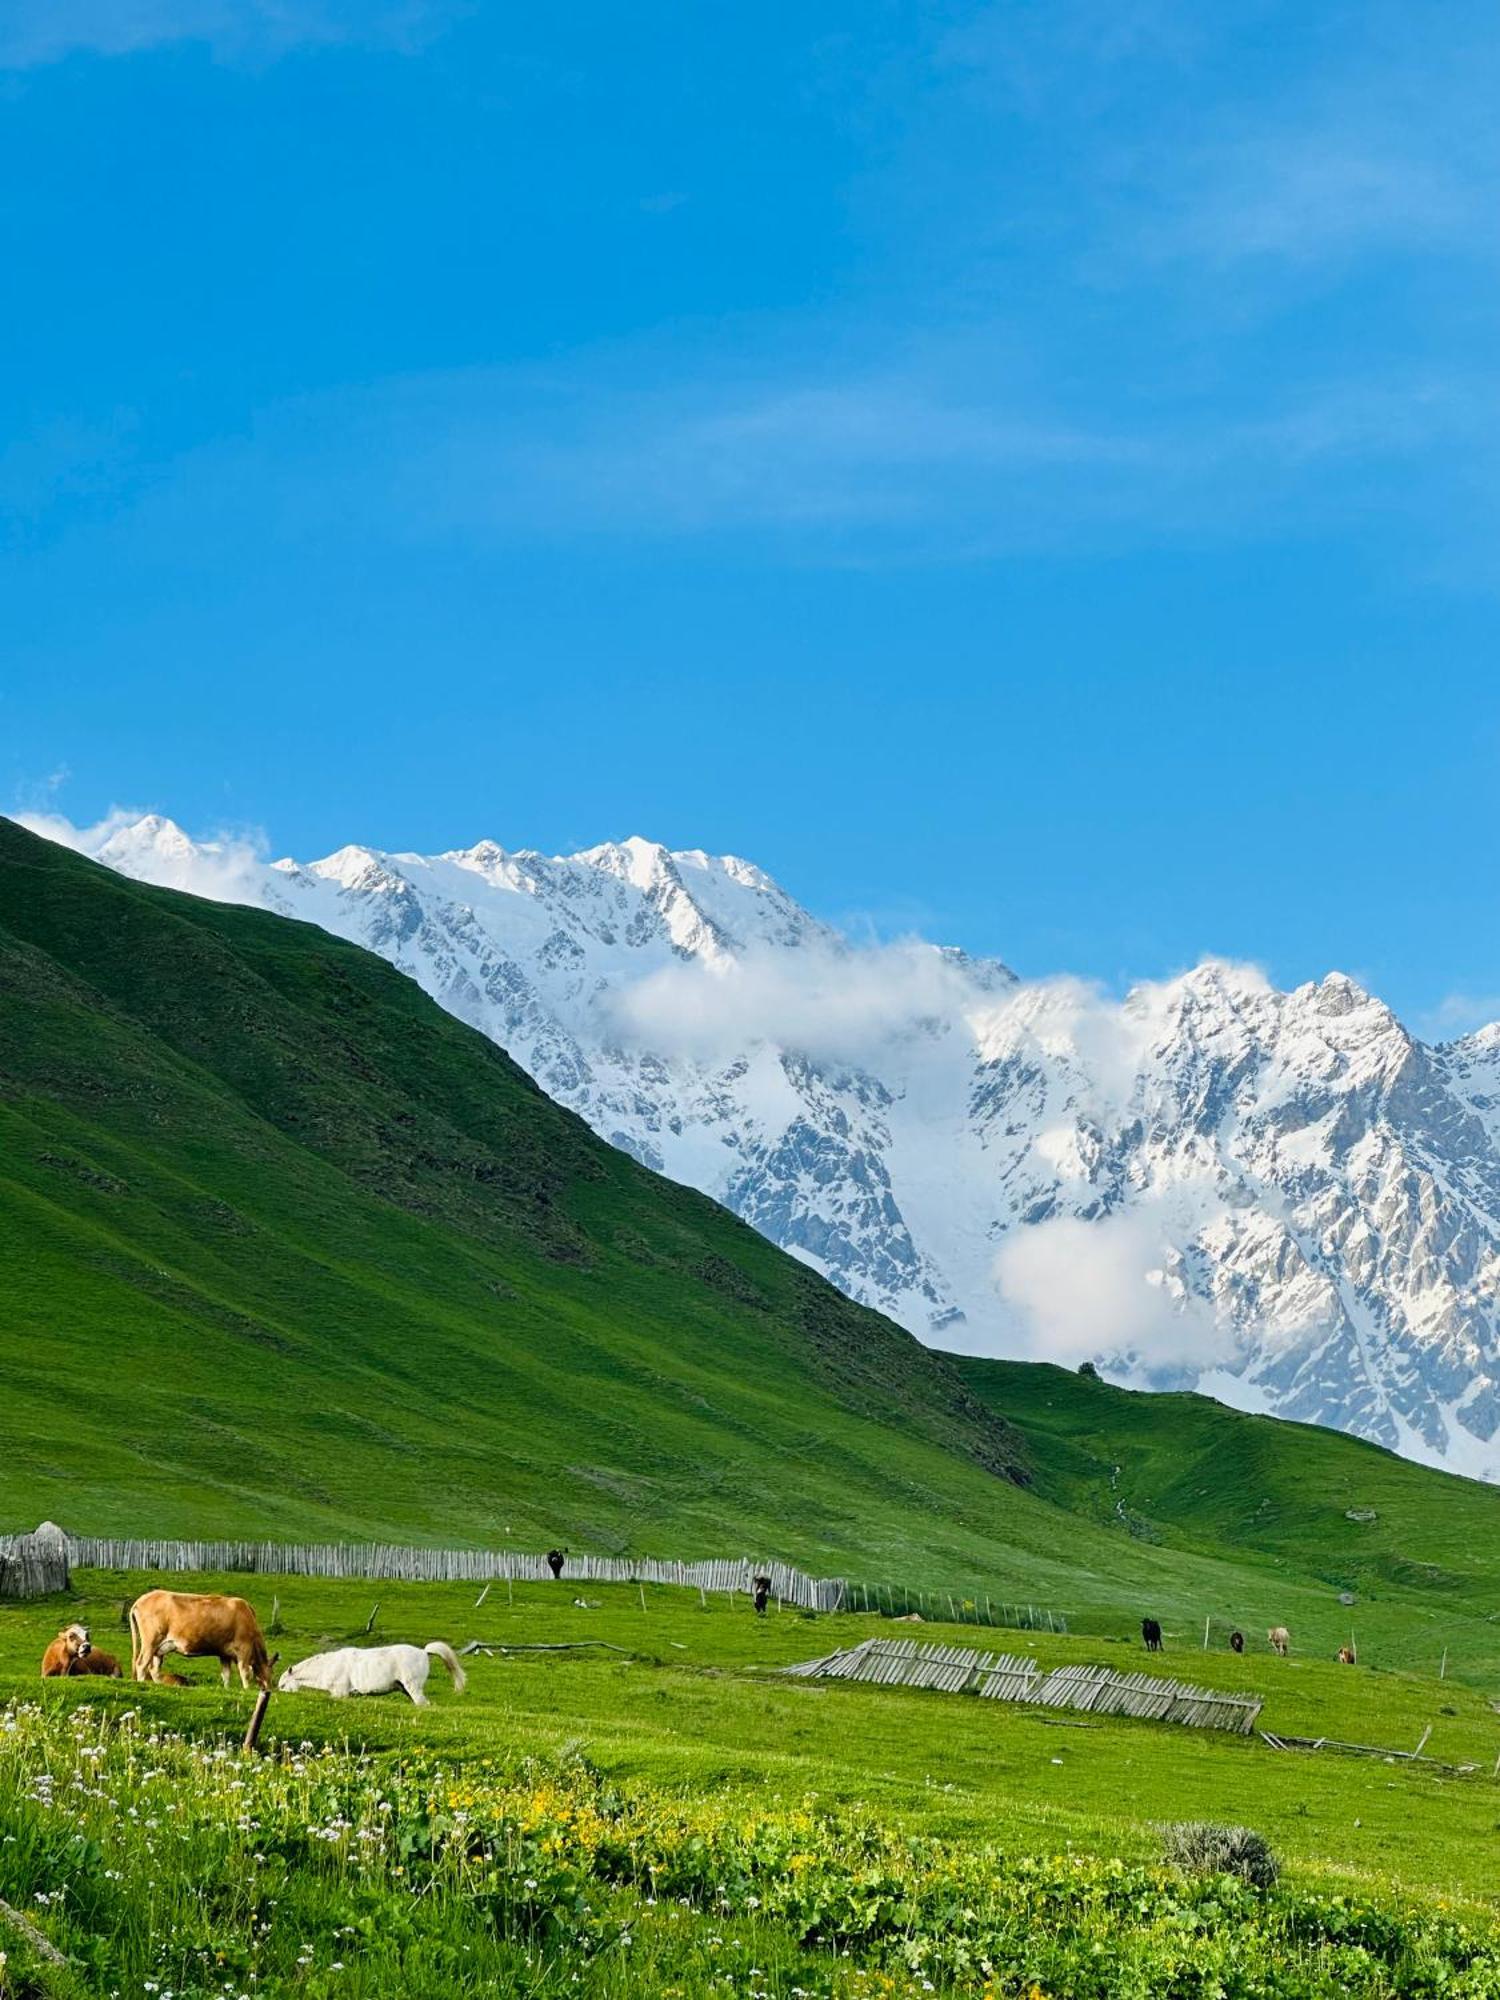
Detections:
[1161, 1819, 1281, 1888]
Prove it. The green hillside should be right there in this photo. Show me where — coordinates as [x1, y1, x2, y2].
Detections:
[954, 1355, 1500, 1616]
[0, 816, 1034, 1561]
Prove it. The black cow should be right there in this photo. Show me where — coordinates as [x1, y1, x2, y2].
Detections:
[546, 1548, 566, 1580]
[1229, 1629, 1245, 1654]
[752, 1574, 772, 1616]
[1141, 1617, 1163, 1652]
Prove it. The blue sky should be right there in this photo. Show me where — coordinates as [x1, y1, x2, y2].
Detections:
[4, 0, 1499, 1029]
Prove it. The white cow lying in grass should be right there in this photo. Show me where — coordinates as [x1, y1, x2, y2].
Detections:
[278, 1640, 466, 1706]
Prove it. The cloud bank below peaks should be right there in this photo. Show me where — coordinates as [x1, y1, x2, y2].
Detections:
[599, 940, 1001, 1069]
[992, 1202, 1237, 1382]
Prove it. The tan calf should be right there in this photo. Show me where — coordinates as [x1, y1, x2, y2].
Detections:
[40, 1623, 122, 1678]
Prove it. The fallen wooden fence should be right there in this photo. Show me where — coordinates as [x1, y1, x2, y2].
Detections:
[1021, 1662, 1262, 1733]
[1259, 1729, 1477, 1773]
[784, 1638, 1262, 1735]
[46, 1533, 1066, 1630]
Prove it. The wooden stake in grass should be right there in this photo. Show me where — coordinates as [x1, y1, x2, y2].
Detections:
[1440, 1648, 1448, 1680]
[639, 1582, 647, 1613]
[364, 1601, 380, 1635]
[507, 1576, 514, 1608]
[242, 1657, 278, 1757]
[474, 1582, 491, 1609]
[1203, 1615, 1211, 1650]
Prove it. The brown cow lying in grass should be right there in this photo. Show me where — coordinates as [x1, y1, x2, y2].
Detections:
[40, 1624, 122, 1678]
[129, 1590, 273, 1689]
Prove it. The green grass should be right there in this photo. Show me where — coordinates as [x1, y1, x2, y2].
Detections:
[957, 1356, 1500, 1604]
[3, 1571, 1500, 1996]
[6, 1572, 1500, 1902]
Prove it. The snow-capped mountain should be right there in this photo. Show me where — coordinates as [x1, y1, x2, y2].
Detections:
[37, 809, 1500, 1479]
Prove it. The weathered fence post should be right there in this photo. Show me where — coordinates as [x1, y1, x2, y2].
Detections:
[242, 1657, 278, 1756]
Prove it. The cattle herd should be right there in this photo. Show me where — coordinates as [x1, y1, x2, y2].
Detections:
[1138, 1617, 1357, 1663]
[39, 1590, 467, 1706]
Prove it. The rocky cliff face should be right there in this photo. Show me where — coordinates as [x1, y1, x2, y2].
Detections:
[52, 811, 1500, 1478]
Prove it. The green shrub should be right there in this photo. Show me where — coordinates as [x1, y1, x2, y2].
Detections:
[1162, 1818, 1281, 1888]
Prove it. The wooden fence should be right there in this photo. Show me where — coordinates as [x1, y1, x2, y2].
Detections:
[62, 1539, 845, 1611]
[783, 1637, 1262, 1735]
[839, 1581, 1064, 1631]
[49, 1533, 1065, 1630]
[0, 1533, 70, 1601]
[1017, 1662, 1263, 1733]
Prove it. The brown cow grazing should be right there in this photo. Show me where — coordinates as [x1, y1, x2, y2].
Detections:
[1337, 1644, 1357, 1665]
[129, 1590, 272, 1689]
[1268, 1625, 1291, 1656]
[40, 1623, 120, 1678]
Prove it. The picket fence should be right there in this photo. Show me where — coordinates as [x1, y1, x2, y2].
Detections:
[43, 1533, 1068, 1629]
[6, 1528, 1067, 1631]
[60, 1538, 845, 1610]
[784, 1637, 1262, 1735]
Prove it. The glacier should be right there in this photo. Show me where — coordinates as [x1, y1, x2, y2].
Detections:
[32, 809, 1500, 1480]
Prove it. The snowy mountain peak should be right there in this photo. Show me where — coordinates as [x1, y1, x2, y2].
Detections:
[96, 813, 197, 868]
[27, 807, 1500, 1481]
[306, 845, 407, 894]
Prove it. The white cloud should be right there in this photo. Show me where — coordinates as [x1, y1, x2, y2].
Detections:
[1144, 135, 1470, 270]
[0, 0, 455, 69]
[13, 808, 273, 906]
[40, 347, 1471, 580]
[602, 941, 985, 1068]
[1419, 992, 1500, 1042]
[992, 1203, 1235, 1380]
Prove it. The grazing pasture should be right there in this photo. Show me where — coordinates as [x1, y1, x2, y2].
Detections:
[2, 1569, 1500, 1997]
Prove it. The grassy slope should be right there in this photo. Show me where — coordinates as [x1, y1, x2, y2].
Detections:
[954, 1356, 1500, 1606]
[0, 816, 1037, 1566]
[6, 1572, 1498, 1909]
